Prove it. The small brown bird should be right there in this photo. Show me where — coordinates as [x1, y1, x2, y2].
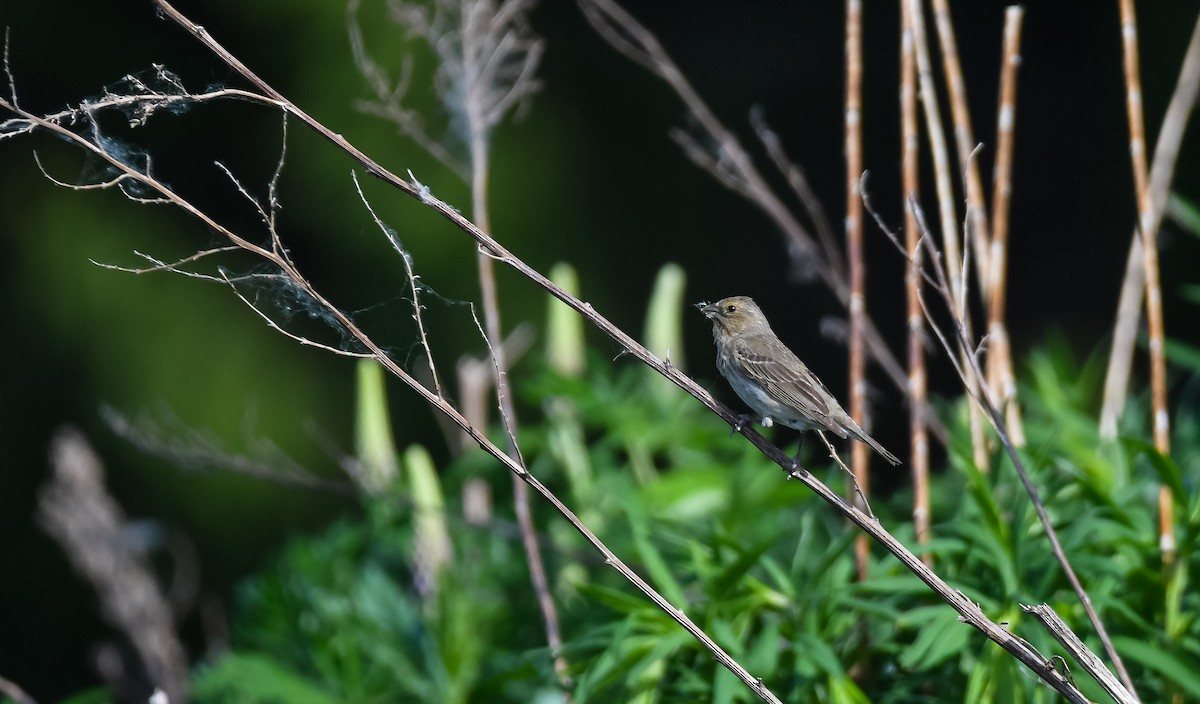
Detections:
[701, 295, 900, 466]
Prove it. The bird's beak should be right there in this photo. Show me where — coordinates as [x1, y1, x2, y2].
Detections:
[699, 301, 719, 319]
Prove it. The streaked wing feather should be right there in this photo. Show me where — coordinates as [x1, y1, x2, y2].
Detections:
[731, 335, 843, 433]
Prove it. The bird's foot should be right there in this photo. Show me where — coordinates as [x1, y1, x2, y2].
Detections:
[761, 415, 775, 428]
[731, 414, 754, 434]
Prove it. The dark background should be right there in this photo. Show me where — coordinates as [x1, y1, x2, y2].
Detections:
[2, 1, 1198, 698]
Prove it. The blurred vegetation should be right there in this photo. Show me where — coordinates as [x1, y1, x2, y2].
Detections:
[4, 2, 1200, 703]
[175, 271, 1200, 703]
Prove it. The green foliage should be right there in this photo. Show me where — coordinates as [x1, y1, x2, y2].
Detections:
[192, 270, 1200, 703]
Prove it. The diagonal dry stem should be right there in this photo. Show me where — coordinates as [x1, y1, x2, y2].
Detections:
[929, 0, 991, 296]
[904, 0, 990, 472]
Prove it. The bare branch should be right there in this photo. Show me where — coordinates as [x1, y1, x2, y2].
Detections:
[904, 0, 990, 473]
[844, 0, 871, 580]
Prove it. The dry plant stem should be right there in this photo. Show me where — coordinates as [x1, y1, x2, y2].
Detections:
[577, 0, 954, 446]
[845, 0, 871, 581]
[470, 127, 571, 696]
[904, 0, 989, 472]
[0, 674, 38, 704]
[986, 6, 1025, 448]
[900, 1, 931, 560]
[1022, 604, 1139, 704]
[451, 0, 566, 681]
[1101, 9, 1200, 437]
[751, 112, 845, 278]
[1118, 0, 1174, 567]
[15, 5, 1095, 698]
[929, 0, 991, 296]
[40, 428, 189, 704]
[903, 199, 1139, 701]
[450, 0, 569, 687]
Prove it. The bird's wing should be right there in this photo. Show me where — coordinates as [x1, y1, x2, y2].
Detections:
[730, 334, 846, 434]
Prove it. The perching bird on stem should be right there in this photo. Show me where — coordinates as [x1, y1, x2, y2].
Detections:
[700, 295, 900, 466]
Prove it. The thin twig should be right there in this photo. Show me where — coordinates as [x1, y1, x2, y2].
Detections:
[346, 0, 470, 179]
[450, 0, 569, 689]
[102, 405, 356, 495]
[815, 430, 873, 520]
[352, 171, 445, 398]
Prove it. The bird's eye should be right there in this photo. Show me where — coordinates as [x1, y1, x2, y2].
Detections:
[725, 304, 737, 313]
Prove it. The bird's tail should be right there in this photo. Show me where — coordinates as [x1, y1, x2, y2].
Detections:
[844, 420, 901, 466]
[861, 433, 901, 466]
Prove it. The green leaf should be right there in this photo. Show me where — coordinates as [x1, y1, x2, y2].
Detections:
[711, 536, 777, 598]
[192, 652, 341, 704]
[791, 633, 844, 678]
[626, 630, 691, 688]
[745, 615, 782, 677]
[355, 359, 399, 494]
[546, 262, 586, 377]
[1168, 192, 1200, 239]
[1163, 337, 1200, 373]
[643, 262, 688, 374]
[626, 507, 688, 607]
[899, 608, 972, 670]
[406, 444, 452, 593]
[1112, 636, 1200, 699]
[1123, 437, 1187, 511]
[56, 688, 114, 704]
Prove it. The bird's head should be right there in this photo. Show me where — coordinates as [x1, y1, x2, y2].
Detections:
[700, 296, 770, 337]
